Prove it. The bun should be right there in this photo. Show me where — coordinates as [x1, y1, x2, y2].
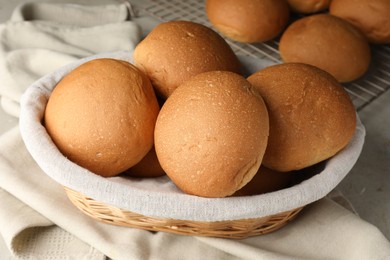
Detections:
[286, 0, 330, 14]
[247, 63, 356, 172]
[155, 71, 269, 198]
[330, 0, 390, 44]
[206, 0, 290, 43]
[233, 166, 292, 196]
[124, 146, 165, 178]
[133, 21, 241, 99]
[279, 14, 371, 82]
[44, 59, 160, 177]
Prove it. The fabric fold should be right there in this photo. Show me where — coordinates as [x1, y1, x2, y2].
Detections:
[0, 1, 140, 117]
[0, 187, 105, 259]
[11, 2, 130, 25]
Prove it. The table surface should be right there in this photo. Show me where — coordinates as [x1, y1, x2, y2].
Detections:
[0, 0, 389, 258]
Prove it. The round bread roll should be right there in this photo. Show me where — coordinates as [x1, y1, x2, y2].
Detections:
[124, 146, 165, 178]
[205, 0, 290, 43]
[233, 166, 292, 196]
[247, 63, 357, 172]
[155, 71, 269, 198]
[330, 0, 390, 44]
[287, 0, 330, 14]
[44, 59, 160, 177]
[279, 14, 371, 82]
[133, 21, 241, 99]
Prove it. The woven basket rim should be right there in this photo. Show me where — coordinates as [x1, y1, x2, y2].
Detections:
[64, 186, 304, 239]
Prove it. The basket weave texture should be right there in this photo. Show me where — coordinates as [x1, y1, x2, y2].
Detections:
[64, 187, 303, 239]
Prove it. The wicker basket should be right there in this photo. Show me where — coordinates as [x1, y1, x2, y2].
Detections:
[64, 187, 303, 239]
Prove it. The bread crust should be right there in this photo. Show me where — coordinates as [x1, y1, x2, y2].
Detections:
[233, 166, 292, 196]
[133, 21, 241, 99]
[287, 0, 330, 14]
[279, 14, 371, 82]
[206, 0, 290, 43]
[330, 0, 390, 44]
[44, 59, 160, 177]
[248, 63, 356, 172]
[155, 71, 269, 198]
[124, 146, 166, 178]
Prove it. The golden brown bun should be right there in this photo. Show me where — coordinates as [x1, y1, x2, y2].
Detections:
[206, 0, 290, 43]
[287, 0, 330, 14]
[247, 63, 356, 172]
[133, 21, 241, 99]
[330, 0, 390, 44]
[123, 146, 166, 178]
[233, 166, 292, 196]
[155, 71, 269, 198]
[44, 59, 160, 177]
[279, 14, 371, 82]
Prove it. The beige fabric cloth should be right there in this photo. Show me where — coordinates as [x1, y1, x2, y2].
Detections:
[0, 188, 104, 259]
[1, 126, 390, 260]
[0, 1, 140, 117]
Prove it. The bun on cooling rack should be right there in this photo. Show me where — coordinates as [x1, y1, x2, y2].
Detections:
[247, 63, 356, 172]
[133, 20, 241, 99]
[279, 14, 371, 82]
[205, 0, 290, 43]
[44, 59, 160, 177]
[154, 71, 269, 198]
[330, 0, 390, 44]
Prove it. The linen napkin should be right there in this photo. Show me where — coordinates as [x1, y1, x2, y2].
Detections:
[1, 126, 390, 259]
[0, 0, 140, 117]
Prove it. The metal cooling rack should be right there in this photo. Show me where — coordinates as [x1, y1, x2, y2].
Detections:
[138, 0, 390, 111]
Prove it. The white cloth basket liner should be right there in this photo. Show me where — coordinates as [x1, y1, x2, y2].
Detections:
[19, 51, 365, 222]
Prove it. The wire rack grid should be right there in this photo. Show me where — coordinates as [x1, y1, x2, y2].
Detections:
[138, 0, 390, 111]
